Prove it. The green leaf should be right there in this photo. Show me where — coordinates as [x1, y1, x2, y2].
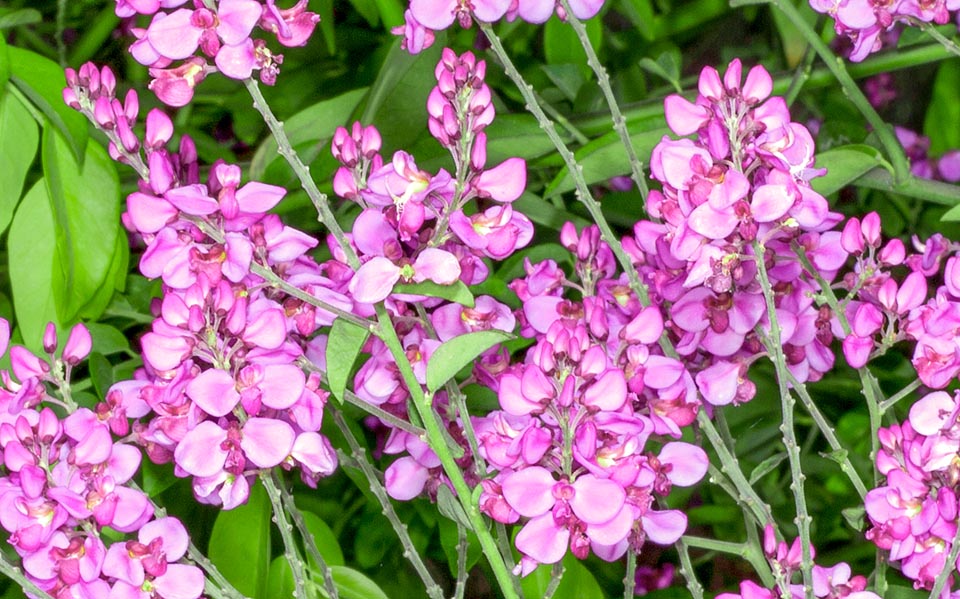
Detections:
[8, 46, 88, 163]
[297, 510, 346, 568]
[264, 556, 295, 599]
[435, 485, 471, 528]
[521, 554, 605, 599]
[8, 180, 61, 350]
[86, 323, 132, 356]
[0, 35, 9, 94]
[924, 59, 960, 155]
[544, 126, 671, 197]
[0, 90, 39, 236]
[811, 145, 888, 197]
[393, 279, 475, 307]
[330, 566, 390, 599]
[0, 8, 41, 29]
[347, 0, 381, 26]
[250, 87, 368, 181]
[372, 0, 405, 28]
[325, 318, 370, 404]
[748, 452, 787, 484]
[88, 352, 113, 401]
[437, 515, 481, 576]
[541, 64, 585, 102]
[209, 483, 271, 598]
[841, 505, 865, 532]
[426, 330, 512, 393]
[513, 191, 591, 230]
[544, 14, 602, 74]
[42, 126, 121, 324]
[639, 49, 683, 93]
[315, 0, 336, 55]
[886, 585, 929, 599]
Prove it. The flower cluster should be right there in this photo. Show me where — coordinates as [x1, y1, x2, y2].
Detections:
[114, 0, 320, 105]
[810, 0, 960, 61]
[0, 321, 206, 599]
[394, 0, 604, 54]
[472, 224, 709, 573]
[65, 63, 339, 510]
[865, 390, 960, 590]
[718, 527, 879, 598]
[325, 48, 533, 500]
[637, 59, 845, 405]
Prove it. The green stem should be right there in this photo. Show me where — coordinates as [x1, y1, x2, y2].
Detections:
[332, 411, 446, 599]
[623, 548, 638, 599]
[454, 524, 469, 599]
[261, 473, 309, 599]
[916, 20, 960, 58]
[55, 0, 67, 66]
[557, 0, 650, 200]
[753, 240, 814, 598]
[250, 263, 374, 330]
[372, 304, 520, 599]
[544, 562, 565, 599]
[781, 369, 869, 499]
[242, 79, 360, 270]
[878, 378, 922, 413]
[730, 0, 911, 183]
[929, 519, 960, 599]
[275, 471, 340, 599]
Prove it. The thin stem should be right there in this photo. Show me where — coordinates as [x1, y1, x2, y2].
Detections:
[372, 304, 520, 599]
[543, 562, 565, 599]
[55, 0, 68, 66]
[332, 411, 446, 599]
[557, 1, 650, 199]
[623, 548, 638, 599]
[260, 473, 309, 599]
[672, 535, 705, 599]
[781, 369, 869, 499]
[0, 555, 57, 599]
[479, 23, 655, 312]
[250, 263, 374, 330]
[731, 0, 911, 183]
[929, 518, 960, 598]
[915, 20, 960, 58]
[454, 524, 469, 599]
[753, 241, 814, 598]
[879, 378, 922, 414]
[274, 471, 340, 599]
[242, 79, 360, 270]
[535, 87, 590, 145]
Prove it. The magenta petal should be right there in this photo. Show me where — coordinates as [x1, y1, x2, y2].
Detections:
[409, 0, 456, 29]
[153, 563, 206, 599]
[582, 369, 627, 411]
[291, 432, 337, 476]
[664, 95, 710, 136]
[174, 421, 228, 477]
[642, 356, 684, 389]
[259, 364, 306, 410]
[352, 209, 398, 257]
[515, 513, 570, 565]
[235, 182, 286, 214]
[240, 418, 295, 468]
[215, 40, 256, 80]
[384, 456, 429, 500]
[622, 306, 664, 344]
[695, 360, 740, 405]
[517, 0, 554, 22]
[909, 391, 955, 435]
[164, 184, 219, 215]
[658, 442, 708, 486]
[472, 0, 511, 21]
[349, 257, 401, 304]
[502, 467, 557, 517]
[585, 504, 633, 545]
[642, 509, 687, 544]
[523, 296, 563, 334]
[750, 184, 793, 222]
[687, 202, 737, 239]
[74, 426, 113, 465]
[567, 0, 605, 18]
[139, 517, 190, 562]
[187, 369, 240, 417]
[103, 544, 144, 587]
[216, 0, 262, 45]
[475, 158, 526, 203]
[147, 9, 202, 60]
[412, 248, 461, 284]
[571, 475, 625, 524]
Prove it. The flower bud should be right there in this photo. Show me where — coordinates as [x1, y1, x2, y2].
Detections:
[63, 323, 92, 365]
[43, 323, 58, 355]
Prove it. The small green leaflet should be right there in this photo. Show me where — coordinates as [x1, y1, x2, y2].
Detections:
[325, 318, 370, 404]
[393, 279, 475, 307]
[425, 330, 512, 393]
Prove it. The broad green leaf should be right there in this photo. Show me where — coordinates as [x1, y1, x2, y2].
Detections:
[0, 581, 25, 599]
[77, 229, 129, 321]
[347, 0, 381, 26]
[886, 586, 929, 599]
[315, 0, 336, 55]
[0, 90, 39, 236]
[544, 127, 671, 197]
[426, 330, 511, 392]
[298, 510, 346, 568]
[810, 145, 888, 197]
[359, 37, 444, 153]
[541, 64, 585, 102]
[484, 114, 558, 164]
[393, 279, 474, 307]
[521, 554, 605, 599]
[8, 180, 61, 350]
[513, 191, 591, 230]
[8, 46, 88, 163]
[209, 483, 271, 598]
[619, 0, 658, 39]
[639, 49, 683, 93]
[42, 126, 121, 323]
[330, 566, 390, 599]
[88, 352, 113, 401]
[250, 87, 368, 181]
[372, 0, 405, 28]
[924, 60, 960, 154]
[86, 323, 132, 356]
[264, 556, 295, 599]
[325, 318, 370, 404]
[0, 8, 41, 29]
[139, 460, 178, 498]
[544, 14, 602, 75]
[0, 35, 9, 94]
